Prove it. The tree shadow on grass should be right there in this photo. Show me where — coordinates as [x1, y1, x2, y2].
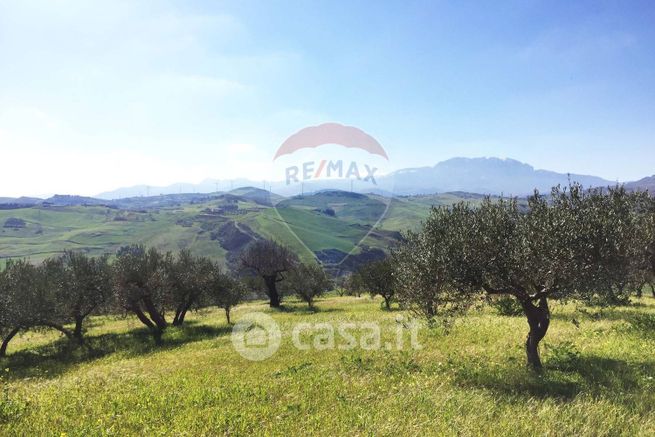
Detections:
[0, 321, 232, 381]
[289, 306, 345, 315]
[271, 303, 344, 315]
[452, 354, 655, 403]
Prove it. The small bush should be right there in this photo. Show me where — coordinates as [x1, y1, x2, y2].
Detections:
[3, 218, 25, 229]
[489, 296, 523, 317]
[630, 313, 655, 331]
[545, 341, 581, 371]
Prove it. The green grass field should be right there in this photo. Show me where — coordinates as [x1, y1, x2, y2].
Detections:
[2, 296, 654, 435]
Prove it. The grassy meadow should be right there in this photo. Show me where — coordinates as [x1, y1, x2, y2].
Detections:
[1, 295, 654, 436]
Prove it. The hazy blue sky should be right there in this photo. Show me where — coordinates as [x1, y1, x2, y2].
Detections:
[1, 0, 654, 196]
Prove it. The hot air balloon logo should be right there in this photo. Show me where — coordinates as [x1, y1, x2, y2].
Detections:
[269, 122, 395, 270]
[274, 122, 389, 160]
[273, 122, 389, 187]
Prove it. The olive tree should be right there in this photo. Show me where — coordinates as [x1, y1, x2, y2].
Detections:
[470, 194, 573, 369]
[453, 186, 612, 370]
[400, 184, 653, 370]
[0, 259, 71, 355]
[0, 260, 34, 356]
[167, 250, 212, 326]
[49, 252, 113, 344]
[573, 186, 651, 305]
[204, 265, 245, 324]
[113, 245, 171, 343]
[637, 195, 655, 298]
[342, 274, 362, 297]
[285, 263, 332, 308]
[239, 239, 298, 307]
[393, 204, 472, 321]
[350, 258, 396, 310]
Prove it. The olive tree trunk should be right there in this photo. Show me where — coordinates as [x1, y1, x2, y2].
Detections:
[131, 301, 167, 345]
[224, 307, 231, 325]
[521, 297, 550, 370]
[264, 275, 281, 308]
[172, 300, 192, 326]
[0, 328, 20, 357]
[73, 314, 85, 345]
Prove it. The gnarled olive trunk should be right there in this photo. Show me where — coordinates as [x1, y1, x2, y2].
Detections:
[263, 275, 281, 308]
[132, 304, 155, 329]
[172, 310, 184, 326]
[172, 301, 192, 326]
[73, 314, 85, 345]
[0, 328, 20, 357]
[130, 299, 167, 344]
[142, 296, 167, 330]
[521, 297, 550, 370]
[45, 323, 74, 341]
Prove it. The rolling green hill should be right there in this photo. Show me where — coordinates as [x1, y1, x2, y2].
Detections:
[0, 190, 482, 269]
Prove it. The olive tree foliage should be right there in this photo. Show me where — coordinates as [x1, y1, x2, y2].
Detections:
[0, 247, 249, 355]
[393, 204, 474, 321]
[636, 196, 655, 298]
[648, 211, 655, 296]
[113, 245, 172, 343]
[573, 186, 652, 305]
[167, 249, 213, 326]
[239, 239, 298, 308]
[285, 263, 332, 308]
[349, 258, 396, 310]
[47, 251, 113, 344]
[0, 259, 70, 356]
[342, 274, 362, 297]
[0, 264, 16, 356]
[0, 260, 40, 356]
[204, 265, 245, 324]
[397, 184, 654, 370]
[333, 274, 350, 297]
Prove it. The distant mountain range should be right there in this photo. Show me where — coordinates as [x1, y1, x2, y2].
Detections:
[95, 179, 258, 200]
[94, 157, 629, 200]
[1, 157, 651, 204]
[385, 157, 617, 195]
[625, 176, 655, 193]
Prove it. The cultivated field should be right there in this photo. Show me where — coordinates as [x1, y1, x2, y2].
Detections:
[1, 295, 654, 436]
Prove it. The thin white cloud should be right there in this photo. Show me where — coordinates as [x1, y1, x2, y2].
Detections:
[519, 28, 636, 63]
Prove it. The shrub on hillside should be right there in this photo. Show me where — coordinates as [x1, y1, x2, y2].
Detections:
[3, 218, 25, 229]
